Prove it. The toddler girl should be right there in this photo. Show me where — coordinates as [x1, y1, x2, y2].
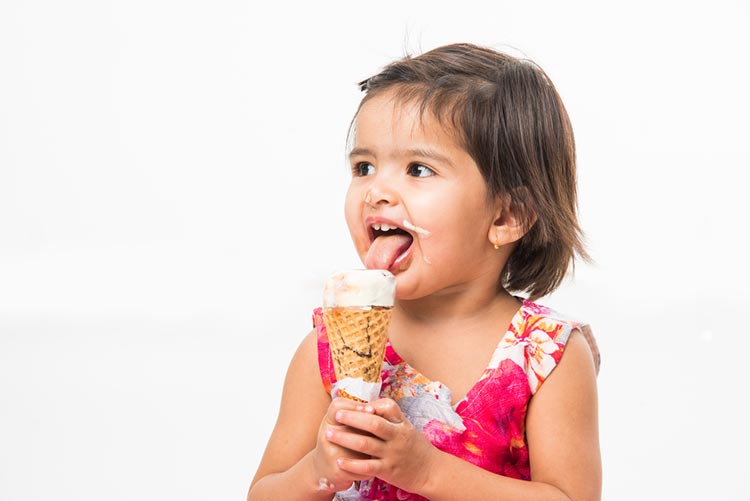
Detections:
[248, 42, 601, 500]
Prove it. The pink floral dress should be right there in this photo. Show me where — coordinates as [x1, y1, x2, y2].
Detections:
[314, 299, 599, 501]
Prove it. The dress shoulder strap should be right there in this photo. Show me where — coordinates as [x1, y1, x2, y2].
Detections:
[493, 300, 600, 395]
[312, 308, 335, 395]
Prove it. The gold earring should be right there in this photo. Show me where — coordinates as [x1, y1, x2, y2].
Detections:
[493, 227, 503, 250]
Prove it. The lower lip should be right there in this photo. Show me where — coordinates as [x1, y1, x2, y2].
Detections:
[390, 242, 414, 273]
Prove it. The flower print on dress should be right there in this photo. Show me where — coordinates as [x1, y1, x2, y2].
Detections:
[522, 300, 553, 316]
[491, 302, 569, 394]
[398, 385, 466, 433]
[359, 479, 428, 501]
[522, 327, 564, 393]
[433, 358, 531, 479]
[333, 486, 364, 500]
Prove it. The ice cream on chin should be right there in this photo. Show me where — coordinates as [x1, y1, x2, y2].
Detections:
[322, 270, 395, 402]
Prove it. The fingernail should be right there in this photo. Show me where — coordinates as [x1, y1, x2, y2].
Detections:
[365, 405, 374, 413]
[325, 428, 333, 439]
[335, 410, 344, 421]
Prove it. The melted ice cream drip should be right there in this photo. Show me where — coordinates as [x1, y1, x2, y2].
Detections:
[402, 219, 431, 237]
[402, 218, 432, 265]
[317, 477, 334, 491]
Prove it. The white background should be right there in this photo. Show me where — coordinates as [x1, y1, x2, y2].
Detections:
[1, 1, 748, 500]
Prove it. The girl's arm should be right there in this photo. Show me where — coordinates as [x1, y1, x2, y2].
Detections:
[524, 328, 601, 500]
[247, 330, 370, 500]
[330, 329, 601, 500]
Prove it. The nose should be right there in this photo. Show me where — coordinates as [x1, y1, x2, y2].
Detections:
[364, 180, 396, 208]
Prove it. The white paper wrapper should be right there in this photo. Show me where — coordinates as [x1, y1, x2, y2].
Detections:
[333, 377, 381, 402]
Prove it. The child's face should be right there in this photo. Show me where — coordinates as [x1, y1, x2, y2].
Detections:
[345, 90, 502, 300]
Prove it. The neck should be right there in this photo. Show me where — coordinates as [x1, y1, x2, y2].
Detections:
[394, 279, 520, 328]
[390, 246, 519, 331]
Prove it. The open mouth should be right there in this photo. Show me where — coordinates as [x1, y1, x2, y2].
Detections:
[365, 222, 415, 272]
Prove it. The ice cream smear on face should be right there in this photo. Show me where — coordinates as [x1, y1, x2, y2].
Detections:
[364, 218, 429, 271]
[402, 218, 430, 237]
[322, 269, 395, 402]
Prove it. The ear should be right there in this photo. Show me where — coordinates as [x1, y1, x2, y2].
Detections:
[487, 195, 535, 249]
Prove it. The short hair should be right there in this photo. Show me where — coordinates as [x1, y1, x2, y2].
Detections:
[355, 43, 589, 299]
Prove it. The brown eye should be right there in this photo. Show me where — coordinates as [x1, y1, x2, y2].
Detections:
[407, 163, 435, 177]
[353, 162, 375, 177]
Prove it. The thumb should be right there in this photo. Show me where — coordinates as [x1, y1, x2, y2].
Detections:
[370, 398, 404, 423]
[324, 397, 360, 425]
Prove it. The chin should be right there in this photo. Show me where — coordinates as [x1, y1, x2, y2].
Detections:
[390, 272, 422, 302]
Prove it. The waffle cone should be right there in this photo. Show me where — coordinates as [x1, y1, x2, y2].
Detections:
[323, 306, 392, 401]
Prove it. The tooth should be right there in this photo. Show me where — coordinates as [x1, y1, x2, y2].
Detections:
[372, 224, 381, 231]
[381, 224, 391, 231]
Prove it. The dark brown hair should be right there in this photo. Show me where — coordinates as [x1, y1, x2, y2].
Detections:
[355, 43, 589, 299]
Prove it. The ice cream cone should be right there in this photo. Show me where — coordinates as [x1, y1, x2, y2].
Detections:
[322, 270, 395, 402]
[323, 306, 392, 402]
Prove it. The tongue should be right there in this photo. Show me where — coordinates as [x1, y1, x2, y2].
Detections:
[365, 234, 413, 270]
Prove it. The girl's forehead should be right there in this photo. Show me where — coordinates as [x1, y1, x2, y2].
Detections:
[358, 91, 416, 121]
[355, 91, 462, 147]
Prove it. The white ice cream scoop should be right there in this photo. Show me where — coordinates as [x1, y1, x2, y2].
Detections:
[323, 269, 396, 309]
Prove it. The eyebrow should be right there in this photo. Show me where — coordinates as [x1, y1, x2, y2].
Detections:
[349, 147, 375, 158]
[349, 146, 455, 167]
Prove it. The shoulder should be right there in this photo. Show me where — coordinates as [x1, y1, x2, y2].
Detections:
[284, 328, 326, 398]
[499, 300, 599, 393]
[276, 319, 330, 413]
[271, 328, 330, 442]
[514, 300, 581, 342]
[518, 300, 599, 366]
[555, 328, 599, 384]
[527, 328, 598, 419]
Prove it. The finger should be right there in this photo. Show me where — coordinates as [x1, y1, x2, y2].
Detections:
[336, 456, 381, 477]
[325, 425, 383, 457]
[335, 408, 394, 441]
[368, 398, 404, 424]
[323, 397, 361, 425]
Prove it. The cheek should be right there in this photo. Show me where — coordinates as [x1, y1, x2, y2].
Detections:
[344, 186, 366, 243]
[425, 196, 493, 248]
[343, 184, 357, 221]
[421, 187, 489, 227]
